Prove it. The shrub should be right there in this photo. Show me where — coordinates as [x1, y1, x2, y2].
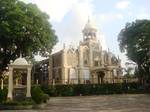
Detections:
[41, 85, 58, 96]
[0, 88, 7, 103]
[56, 85, 74, 96]
[2, 99, 34, 106]
[42, 83, 145, 97]
[31, 86, 49, 104]
[2, 100, 19, 106]
[42, 93, 49, 103]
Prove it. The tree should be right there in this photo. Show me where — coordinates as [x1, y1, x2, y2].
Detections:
[118, 20, 150, 81]
[0, 0, 58, 74]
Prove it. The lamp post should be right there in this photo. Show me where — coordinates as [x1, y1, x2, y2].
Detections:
[44, 64, 48, 84]
[40, 63, 48, 85]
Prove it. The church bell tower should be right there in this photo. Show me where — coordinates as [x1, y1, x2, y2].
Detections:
[82, 17, 97, 41]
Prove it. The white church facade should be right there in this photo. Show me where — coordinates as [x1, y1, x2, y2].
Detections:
[48, 19, 122, 84]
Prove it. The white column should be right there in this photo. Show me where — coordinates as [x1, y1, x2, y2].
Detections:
[36, 79, 39, 85]
[89, 43, 93, 67]
[107, 71, 112, 83]
[79, 46, 83, 67]
[79, 46, 83, 84]
[52, 79, 55, 85]
[101, 53, 104, 66]
[108, 54, 112, 65]
[62, 49, 67, 84]
[7, 67, 13, 100]
[26, 67, 31, 98]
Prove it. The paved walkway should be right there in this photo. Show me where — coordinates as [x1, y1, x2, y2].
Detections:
[2, 94, 150, 112]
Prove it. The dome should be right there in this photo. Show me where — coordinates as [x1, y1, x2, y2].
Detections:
[13, 57, 28, 65]
[83, 19, 96, 30]
[84, 21, 93, 29]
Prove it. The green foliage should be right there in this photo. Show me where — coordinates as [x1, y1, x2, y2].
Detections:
[41, 83, 146, 97]
[0, 88, 7, 103]
[2, 101, 19, 106]
[0, 88, 34, 105]
[2, 99, 34, 106]
[41, 85, 57, 96]
[0, 0, 57, 74]
[118, 20, 150, 80]
[31, 86, 49, 104]
[19, 99, 34, 105]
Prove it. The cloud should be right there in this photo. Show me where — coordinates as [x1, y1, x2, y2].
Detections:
[96, 13, 124, 25]
[52, 0, 108, 52]
[119, 52, 128, 68]
[136, 9, 150, 19]
[20, 0, 115, 53]
[20, 0, 108, 52]
[116, 1, 130, 10]
[20, 0, 125, 64]
[20, 0, 79, 22]
[116, 14, 124, 19]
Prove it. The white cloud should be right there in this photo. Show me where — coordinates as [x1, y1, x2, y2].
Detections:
[119, 52, 128, 68]
[20, 0, 108, 53]
[116, 14, 124, 19]
[20, 0, 79, 22]
[20, 0, 125, 63]
[34, 55, 47, 61]
[136, 9, 150, 19]
[52, 0, 108, 51]
[96, 13, 124, 25]
[116, 1, 130, 10]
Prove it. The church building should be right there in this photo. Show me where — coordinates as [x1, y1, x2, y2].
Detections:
[48, 19, 122, 84]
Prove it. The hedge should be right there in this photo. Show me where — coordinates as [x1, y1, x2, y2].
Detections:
[0, 83, 148, 104]
[0, 88, 7, 103]
[41, 83, 147, 97]
[31, 86, 49, 104]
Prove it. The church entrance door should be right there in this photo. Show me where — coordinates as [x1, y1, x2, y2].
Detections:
[97, 71, 105, 84]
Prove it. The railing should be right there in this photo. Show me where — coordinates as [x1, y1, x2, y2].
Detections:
[1, 77, 139, 86]
[49, 78, 139, 85]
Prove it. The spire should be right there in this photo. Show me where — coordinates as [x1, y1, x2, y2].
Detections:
[108, 48, 110, 52]
[87, 16, 90, 23]
[20, 52, 22, 58]
[63, 43, 66, 49]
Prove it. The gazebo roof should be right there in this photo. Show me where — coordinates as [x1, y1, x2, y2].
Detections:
[12, 57, 28, 65]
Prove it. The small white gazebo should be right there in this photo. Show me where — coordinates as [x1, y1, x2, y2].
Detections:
[7, 57, 32, 100]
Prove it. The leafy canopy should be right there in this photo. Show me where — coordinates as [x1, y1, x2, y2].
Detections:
[0, 0, 57, 73]
[118, 20, 150, 79]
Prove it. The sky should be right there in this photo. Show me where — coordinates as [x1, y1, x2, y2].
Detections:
[20, 0, 150, 66]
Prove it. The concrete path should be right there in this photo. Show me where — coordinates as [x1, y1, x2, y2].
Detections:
[2, 94, 150, 112]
